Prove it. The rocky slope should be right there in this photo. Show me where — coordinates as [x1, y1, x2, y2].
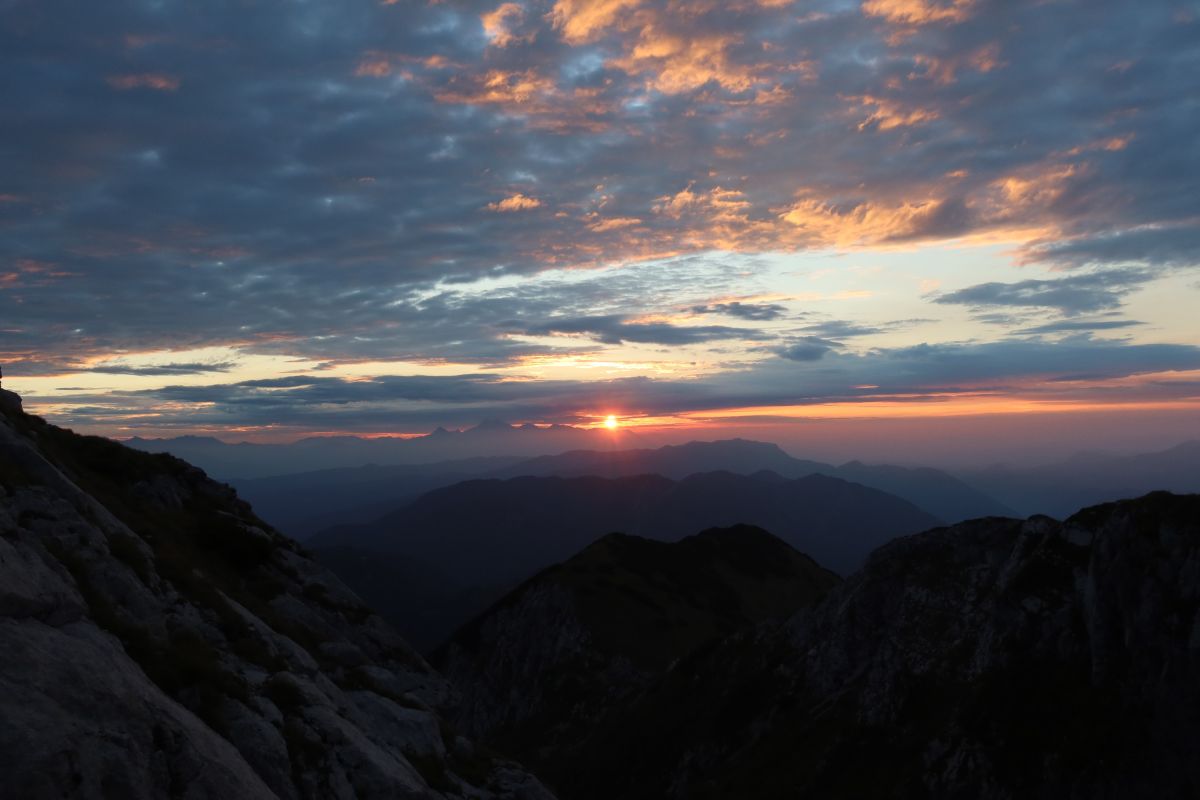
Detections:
[434, 526, 839, 786]
[560, 492, 1200, 799]
[0, 389, 552, 800]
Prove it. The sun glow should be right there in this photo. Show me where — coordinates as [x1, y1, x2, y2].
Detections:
[604, 414, 619, 429]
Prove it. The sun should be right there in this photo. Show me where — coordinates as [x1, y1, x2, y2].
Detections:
[604, 414, 619, 430]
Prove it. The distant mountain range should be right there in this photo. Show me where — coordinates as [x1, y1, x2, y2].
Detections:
[308, 470, 940, 647]
[228, 439, 1012, 540]
[130, 428, 1200, 534]
[126, 420, 641, 479]
[230, 456, 524, 538]
[490, 439, 1015, 523]
[964, 440, 1200, 517]
[311, 470, 940, 580]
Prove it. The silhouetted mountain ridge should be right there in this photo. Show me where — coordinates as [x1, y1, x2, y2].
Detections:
[493, 439, 1013, 523]
[230, 455, 525, 538]
[434, 525, 839, 780]
[312, 470, 940, 580]
[309, 470, 939, 647]
[135, 438, 1011, 538]
[127, 421, 640, 479]
[556, 491, 1200, 799]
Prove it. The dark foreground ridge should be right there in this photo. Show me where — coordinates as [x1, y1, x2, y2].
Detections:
[3, 386, 1199, 799]
[434, 525, 840, 782]
[0, 394, 552, 799]
[558, 492, 1200, 799]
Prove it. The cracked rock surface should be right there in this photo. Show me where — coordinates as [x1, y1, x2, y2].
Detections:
[0, 394, 553, 800]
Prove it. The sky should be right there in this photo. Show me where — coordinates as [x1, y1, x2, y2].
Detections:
[2, 0, 1199, 459]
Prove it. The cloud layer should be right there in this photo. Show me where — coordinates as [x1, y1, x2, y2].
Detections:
[1, 0, 1197, 436]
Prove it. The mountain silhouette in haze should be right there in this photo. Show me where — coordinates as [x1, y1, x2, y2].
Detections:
[308, 470, 940, 647]
[311, 470, 940, 580]
[494, 439, 826, 480]
[226, 438, 1010, 541]
[965, 440, 1200, 517]
[496, 439, 1014, 523]
[0, 393, 551, 799]
[230, 455, 524, 538]
[434, 526, 839, 783]
[126, 420, 640, 480]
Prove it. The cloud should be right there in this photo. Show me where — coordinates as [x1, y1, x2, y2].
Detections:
[933, 269, 1155, 315]
[88, 361, 238, 376]
[38, 336, 1200, 436]
[481, 3, 528, 48]
[1021, 225, 1200, 269]
[2, 0, 1198, 438]
[853, 95, 940, 132]
[525, 314, 767, 345]
[550, 0, 644, 44]
[779, 337, 838, 362]
[1017, 319, 1143, 335]
[861, 0, 976, 26]
[587, 216, 642, 232]
[106, 73, 180, 91]
[691, 301, 787, 321]
[487, 193, 543, 212]
[780, 196, 973, 247]
[797, 319, 906, 338]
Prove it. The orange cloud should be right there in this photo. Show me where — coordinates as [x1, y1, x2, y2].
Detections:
[355, 55, 393, 77]
[611, 30, 760, 94]
[912, 43, 1002, 84]
[853, 94, 940, 130]
[106, 73, 180, 91]
[481, 2, 527, 48]
[587, 216, 642, 232]
[654, 184, 753, 225]
[436, 69, 556, 106]
[987, 164, 1077, 209]
[780, 197, 959, 246]
[433, 69, 613, 131]
[862, 0, 975, 25]
[684, 395, 1200, 423]
[550, 0, 644, 43]
[1064, 135, 1134, 156]
[487, 193, 543, 212]
[354, 51, 453, 79]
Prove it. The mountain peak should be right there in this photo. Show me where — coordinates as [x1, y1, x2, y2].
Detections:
[436, 521, 839, 778]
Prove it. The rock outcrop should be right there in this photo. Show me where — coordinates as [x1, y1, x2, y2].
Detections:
[0, 396, 553, 800]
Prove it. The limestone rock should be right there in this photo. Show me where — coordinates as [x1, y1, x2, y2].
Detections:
[0, 395, 553, 799]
